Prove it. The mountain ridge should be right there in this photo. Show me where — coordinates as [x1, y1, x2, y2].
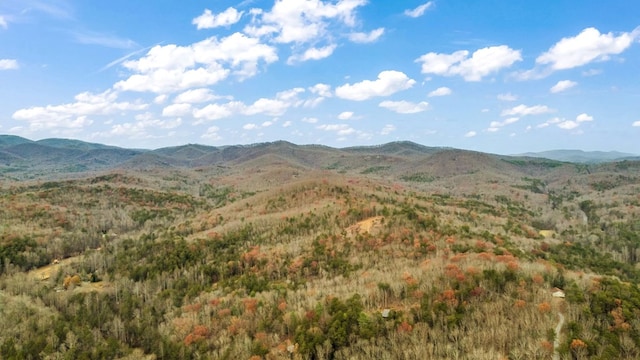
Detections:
[1, 135, 638, 180]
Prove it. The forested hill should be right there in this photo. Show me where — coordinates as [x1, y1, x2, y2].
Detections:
[1, 135, 640, 358]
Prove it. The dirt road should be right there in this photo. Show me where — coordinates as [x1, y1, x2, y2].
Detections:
[553, 312, 565, 360]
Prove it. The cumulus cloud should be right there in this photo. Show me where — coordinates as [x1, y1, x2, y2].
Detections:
[537, 27, 638, 70]
[538, 113, 594, 130]
[632, 121, 640, 127]
[0, 59, 19, 70]
[193, 102, 243, 122]
[515, 27, 640, 80]
[487, 117, 519, 132]
[192, 87, 306, 123]
[309, 83, 332, 97]
[0, 15, 7, 29]
[12, 90, 147, 132]
[193, 8, 243, 29]
[501, 104, 554, 117]
[497, 92, 518, 101]
[115, 32, 278, 93]
[244, 0, 367, 44]
[287, 44, 336, 64]
[335, 70, 415, 101]
[550, 80, 577, 93]
[243, 0, 367, 63]
[404, 2, 434, 18]
[337, 111, 354, 120]
[416, 45, 522, 81]
[317, 123, 356, 136]
[348, 28, 384, 43]
[464, 131, 477, 138]
[173, 88, 219, 103]
[428, 87, 452, 97]
[161, 103, 192, 117]
[302, 117, 318, 123]
[379, 100, 429, 114]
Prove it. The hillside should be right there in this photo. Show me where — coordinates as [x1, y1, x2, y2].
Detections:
[1, 137, 640, 359]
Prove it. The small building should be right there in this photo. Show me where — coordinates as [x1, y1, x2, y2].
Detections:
[551, 288, 565, 298]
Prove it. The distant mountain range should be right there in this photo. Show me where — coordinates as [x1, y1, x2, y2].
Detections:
[516, 150, 640, 163]
[1, 135, 638, 180]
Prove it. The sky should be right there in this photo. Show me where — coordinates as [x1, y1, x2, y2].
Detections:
[1, 0, 639, 154]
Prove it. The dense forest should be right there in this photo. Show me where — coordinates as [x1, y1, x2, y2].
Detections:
[1, 140, 640, 359]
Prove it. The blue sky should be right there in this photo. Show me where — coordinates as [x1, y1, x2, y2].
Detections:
[1, 0, 639, 154]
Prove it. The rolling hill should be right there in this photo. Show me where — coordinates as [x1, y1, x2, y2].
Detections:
[1, 135, 640, 358]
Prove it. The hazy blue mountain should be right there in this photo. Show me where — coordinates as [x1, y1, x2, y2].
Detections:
[516, 150, 639, 163]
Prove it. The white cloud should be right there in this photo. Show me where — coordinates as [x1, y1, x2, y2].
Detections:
[115, 65, 229, 94]
[244, 0, 367, 44]
[428, 86, 452, 97]
[380, 124, 396, 135]
[309, 83, 332, 97]
[501, 104, 554, 117]
[115, 33, 277, 93]
[538, 113, 594, 130]
[348, 28, 384, 43]
[192, 87, 306, 123]
[576, 113, 593, 122]
[557, 120, 579, 130]
[244, 98, 288, 116]
[287, 44, 336, 64]
[12, 90, 147, 132]
[335, 70, 415, 101]
[416, 45, 522, 81]
[464, 131, 477, 138]
[193, 102, 244, 122]
[379, 100, 429, 114]
[193, 8, 243, 29]
[0, 15, 7, 29]
[243, 123, 259, 130]
[302, 117, 318, 124]
[632, 121, 640, 127]
[317, 123, 356, 136]
[0, 59, 18, 70]
[174, 88, 218, 103]
[537, 27, 639, 70]
[154, 94, 168, 104]
[282, 121, 293, 127]
[404, 2, 434, 18]
[488, 117, 519, 132]
[497, 92, 518, 101]
[162, 103, 192, 117]
[338, 111, 354, 120]
[550, 80, 577, 93]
